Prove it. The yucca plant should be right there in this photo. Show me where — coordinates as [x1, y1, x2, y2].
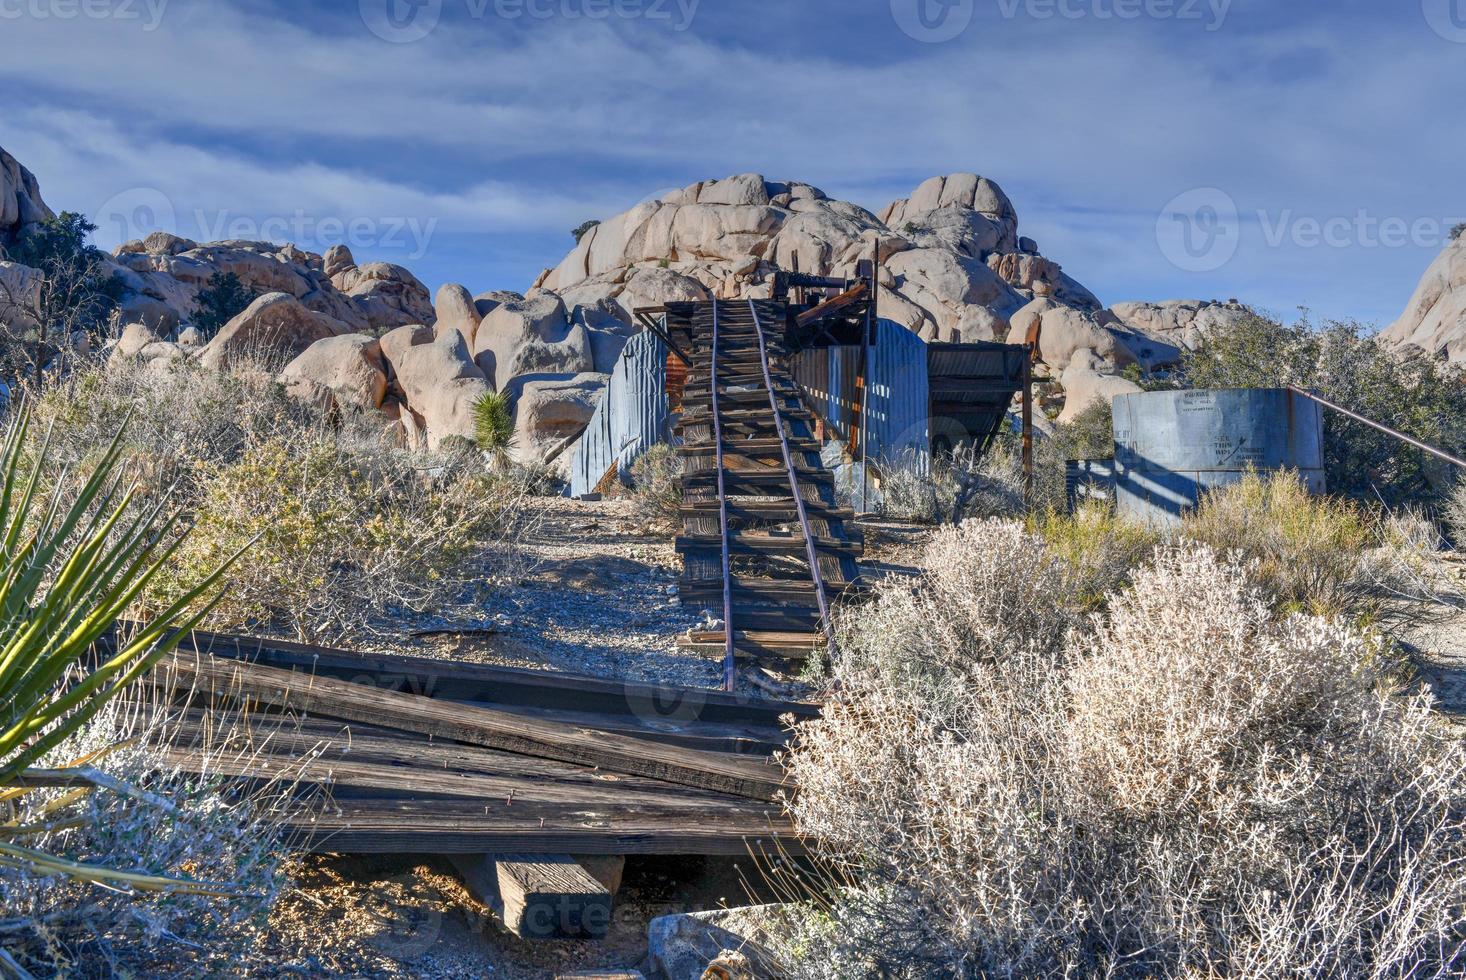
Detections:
[0, 407, 243, 896]
[472, 389, 514, 456]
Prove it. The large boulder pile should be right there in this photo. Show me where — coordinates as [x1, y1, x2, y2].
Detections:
[110, 235, 430, 336]
[1380, 236, 1466, 363]
[539, 171, 1155, 419]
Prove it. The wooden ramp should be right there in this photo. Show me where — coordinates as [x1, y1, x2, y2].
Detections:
[142, 630, 812, 857]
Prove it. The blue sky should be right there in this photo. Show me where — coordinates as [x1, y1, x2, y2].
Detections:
[2, 0, 1461, 327]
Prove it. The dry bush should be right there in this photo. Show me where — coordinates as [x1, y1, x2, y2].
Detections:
[145, 437, 536, 644]
[784, 536, 1466, 978]
[1179, 469, 1430, 618]
[1029, 502, 1161, 610]
[876, 444, 1025, 525]
[0, 699, 297, 977]
[834, 518, 1074, 708]
[628, 443, 683, 529]
[26, 355, 541, 643]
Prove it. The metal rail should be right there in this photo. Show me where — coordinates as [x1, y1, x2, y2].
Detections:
[747, 299, 835, 656]
[710, 302, 738, 691]
[1285, 384, 1466, 471]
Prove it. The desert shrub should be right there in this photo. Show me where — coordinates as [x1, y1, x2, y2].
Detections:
[1442, 479, 1466, 546]
[1029, 502, 1160, 609]
[876, 443, 1025, 524]
[0, 212, 122, 381]
[148, 437, 527, 643]
[835, 519, 1074, 704]
[1181, 310, 1466, 507]
[1028, 398, 1115, 513]
[784, 540, 1466, 978]
[190, 270, 256, 339]
[28, 356, 320, 502]
[1179, 469, 1391, 616]
[0, 701, 295, 977]
[27, 356, 538, 643]
[629, 443, 683, 528]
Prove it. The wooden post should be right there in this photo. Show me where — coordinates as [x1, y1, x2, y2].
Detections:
[1022, 345, 1034, 508]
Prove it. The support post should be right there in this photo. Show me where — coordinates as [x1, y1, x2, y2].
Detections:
[1022, 344, 1034, 508]
[859, 240, 877, 512]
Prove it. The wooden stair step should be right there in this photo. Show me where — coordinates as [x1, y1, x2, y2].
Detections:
[677, 533, 861, 559]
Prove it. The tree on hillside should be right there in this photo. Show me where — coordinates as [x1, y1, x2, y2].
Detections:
[0, 212, 122, 383]
[572, 219, 600, 243]
[191, 272, 257, 339]
[1179, 308, 1466, 506]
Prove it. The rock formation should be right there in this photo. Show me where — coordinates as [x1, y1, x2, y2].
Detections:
[1380, 236, 1466, 362]
[3, 140, 1274, 457]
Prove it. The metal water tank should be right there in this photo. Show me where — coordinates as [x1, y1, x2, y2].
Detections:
[1112, 388, 1325, 524]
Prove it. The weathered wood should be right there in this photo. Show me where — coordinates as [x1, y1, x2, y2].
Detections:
[164, 628, 818, 723]
[160, 652, 789, 801]
[288, 798, 801, 855]
[493, 854, 614, 939]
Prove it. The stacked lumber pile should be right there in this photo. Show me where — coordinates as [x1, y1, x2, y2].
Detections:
[143, 631, 813, 858]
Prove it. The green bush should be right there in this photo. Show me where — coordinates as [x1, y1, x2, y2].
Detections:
[190, 271, 257, 338]
[1179, 310, 1466, 507]
[629, 443, 683, 529]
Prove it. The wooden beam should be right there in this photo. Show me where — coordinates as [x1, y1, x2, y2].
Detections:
[492, 855, 614, 940]
[160, 628, 819, 725]
[795, 282, 867, 330]
[160, 652, 789, 801]
[299, 798, 800, 855]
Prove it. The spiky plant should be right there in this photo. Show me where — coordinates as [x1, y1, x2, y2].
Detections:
[472, 389, 514, 455]
[0, 408, 242, 896]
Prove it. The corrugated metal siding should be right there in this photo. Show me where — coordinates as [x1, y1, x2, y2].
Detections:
[792, 318, 931, 471]
[570, 331, 670, 498]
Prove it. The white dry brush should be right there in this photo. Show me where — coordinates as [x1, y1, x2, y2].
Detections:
[782, 520, 1466, 979]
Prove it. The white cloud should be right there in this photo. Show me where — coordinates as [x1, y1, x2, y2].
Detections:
[1, 0, 1460, 319]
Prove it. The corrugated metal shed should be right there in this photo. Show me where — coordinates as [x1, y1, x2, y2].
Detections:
[791, 319, 931, 470]
[927, 343, 1030, 456]
[570, 331, 670, 498]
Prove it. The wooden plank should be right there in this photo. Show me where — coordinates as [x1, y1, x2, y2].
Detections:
[164, 628, 818, 723]
[285, 798, 801, 856]
[160, 652, 789, 801]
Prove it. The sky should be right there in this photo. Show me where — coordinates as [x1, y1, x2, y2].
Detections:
[1, 0, 1462, 327]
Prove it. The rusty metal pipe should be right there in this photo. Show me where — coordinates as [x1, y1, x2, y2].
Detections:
[1285, 384, 1466, 471]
